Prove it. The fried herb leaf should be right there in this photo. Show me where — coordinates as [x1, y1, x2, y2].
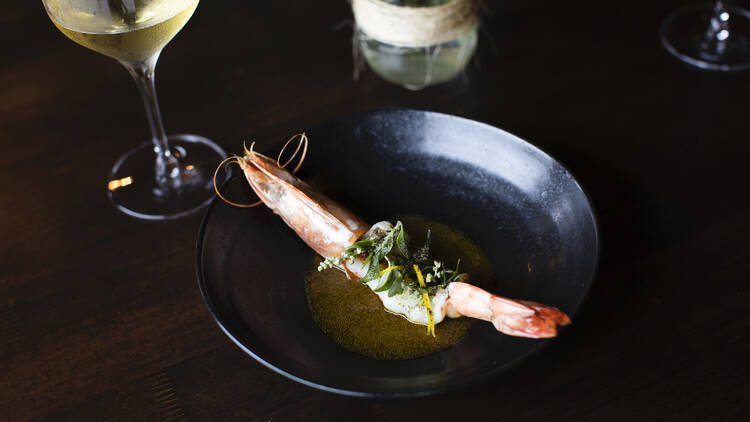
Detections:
[374, 269, 395, 292]
[396, 225, 409, 258]
[423, 229, 431, 256]
[380, 231, 394, 256]
[387, 269, 404, 297]
[361, 250, 382, 283]
[347, 239, 374, 252]
[413, 229, 432, 263]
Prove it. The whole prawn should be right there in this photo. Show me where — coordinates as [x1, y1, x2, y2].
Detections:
[216, 134, 571, 339]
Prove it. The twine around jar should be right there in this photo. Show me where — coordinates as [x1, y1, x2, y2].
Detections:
[352, 0, 478, 48]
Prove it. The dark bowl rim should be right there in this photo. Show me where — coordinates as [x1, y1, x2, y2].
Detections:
[194, 108, 601, 398]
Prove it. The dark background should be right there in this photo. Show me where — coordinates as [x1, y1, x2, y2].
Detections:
[2, 0, 749, 420]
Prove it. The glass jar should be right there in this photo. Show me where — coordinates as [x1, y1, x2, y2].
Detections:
[353, 0, 478, 90]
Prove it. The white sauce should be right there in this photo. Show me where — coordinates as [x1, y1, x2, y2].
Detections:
[364, 281, 448, 325]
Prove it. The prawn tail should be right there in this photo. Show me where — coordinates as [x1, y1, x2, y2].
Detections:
[445, 281, 571, 339]
[518, 300, 572, 326]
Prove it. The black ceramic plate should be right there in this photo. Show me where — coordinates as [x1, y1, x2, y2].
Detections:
[196, 109, 599, 397]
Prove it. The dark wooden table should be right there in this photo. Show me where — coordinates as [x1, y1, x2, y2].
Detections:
[3, 1, 749, 420]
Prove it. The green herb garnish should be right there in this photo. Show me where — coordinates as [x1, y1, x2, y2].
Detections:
[317, 221, 463, 335]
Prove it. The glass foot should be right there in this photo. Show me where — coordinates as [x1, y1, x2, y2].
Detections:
[661, 4, 750, 71]
[108, 134, 227, 220]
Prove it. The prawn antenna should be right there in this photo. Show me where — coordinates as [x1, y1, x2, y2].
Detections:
[213, 133, 309, 208]
[277, 133, 308, 174]
[212, 155, 262, 208]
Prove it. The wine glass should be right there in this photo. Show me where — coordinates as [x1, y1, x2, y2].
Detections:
[661, 1, 750, 71]
[42, 0, 227, 219]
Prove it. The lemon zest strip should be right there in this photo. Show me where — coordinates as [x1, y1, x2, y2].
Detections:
[413, 265, 435, 337]
[378, 265, 403, 276]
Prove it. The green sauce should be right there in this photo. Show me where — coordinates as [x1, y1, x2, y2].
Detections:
[304, 216, 494, 360]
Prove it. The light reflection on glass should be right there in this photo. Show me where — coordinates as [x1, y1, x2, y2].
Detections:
[108, 176, 133, 191]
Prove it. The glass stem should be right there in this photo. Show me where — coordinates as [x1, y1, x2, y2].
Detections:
[120, 53, 181, 191]
[703, 1, 731, 56]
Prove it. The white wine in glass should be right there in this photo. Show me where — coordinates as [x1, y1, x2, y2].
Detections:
[43, 0, 227, 220]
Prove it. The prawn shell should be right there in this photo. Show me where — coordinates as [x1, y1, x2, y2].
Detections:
[240, 152, 369, 259]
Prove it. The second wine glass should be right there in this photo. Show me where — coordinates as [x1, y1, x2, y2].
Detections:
[661, 1, 750, 71]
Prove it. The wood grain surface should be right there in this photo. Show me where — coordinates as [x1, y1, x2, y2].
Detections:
[2, 1, 749, 420]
